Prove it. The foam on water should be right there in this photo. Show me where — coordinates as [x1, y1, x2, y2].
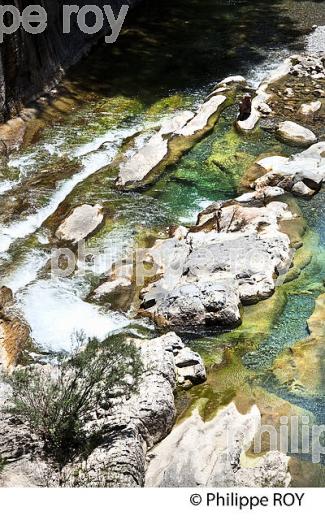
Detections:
[0, 127, 137, 254]
[80, 226, 135, 277]
[8, 153, 37, 176]
[2, 250, 50, 293]
[0, 180, 16, 195]
[17, 277, 130, 352]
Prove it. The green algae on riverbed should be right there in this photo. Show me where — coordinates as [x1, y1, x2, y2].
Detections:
[0, 0, 324, 487]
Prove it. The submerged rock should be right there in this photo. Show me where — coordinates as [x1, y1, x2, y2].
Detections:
[145, 402, 291, 487]
[55, 204, 104, 243]
[139, 199, 295, 329]
[276, 121, 317, 146]
[272, 293, 325, 396]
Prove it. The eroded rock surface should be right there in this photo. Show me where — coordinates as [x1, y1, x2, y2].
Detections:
[145, 402, 291, 487]
[139, 200, 295, 329]
[251, 142, 325, 197]
[0, 333, 206, 487]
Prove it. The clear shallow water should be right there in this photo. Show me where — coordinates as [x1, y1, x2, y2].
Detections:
[0, 0, 324, 483]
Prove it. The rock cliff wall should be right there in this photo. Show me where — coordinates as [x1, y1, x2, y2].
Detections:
[0, 0, 142, 122]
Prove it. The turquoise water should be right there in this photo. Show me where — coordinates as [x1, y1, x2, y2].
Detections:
[0, 0, 324, 484]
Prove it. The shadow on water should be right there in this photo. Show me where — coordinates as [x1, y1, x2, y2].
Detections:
[63, 0, 317, 104]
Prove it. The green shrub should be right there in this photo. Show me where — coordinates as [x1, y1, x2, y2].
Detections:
[5, 335, 142, 467]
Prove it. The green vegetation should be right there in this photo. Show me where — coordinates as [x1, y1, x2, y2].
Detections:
[0, 456, 6, 473]
[5, 336, 143, 467]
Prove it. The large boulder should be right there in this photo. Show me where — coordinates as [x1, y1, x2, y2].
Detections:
[276, 121, 317, 146]
[0, 333, 206, 487]
[139, 200, 295, 329]
[55, 204, 104, 243]
[61, 333, 205, 487]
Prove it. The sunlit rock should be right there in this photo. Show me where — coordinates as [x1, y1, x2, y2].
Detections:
[139, 200, 295, 329]
[299, 100, 322, 117]
[55, 204, 104, 243]
[253, 142, 325, 196]
[276, 121, 317, 146]
[145, 402, 291, 487]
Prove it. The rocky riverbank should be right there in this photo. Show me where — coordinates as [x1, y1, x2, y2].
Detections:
[1, 50, 324, 488]
[0, 332, 206, 487]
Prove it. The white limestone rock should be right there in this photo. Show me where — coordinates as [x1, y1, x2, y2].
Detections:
[254, 142, 325, 194]
[299, 100, 322, 117]
[139, 200, 294, 328]
[116, 111, 194, 187]
[145, 402, 291, 487]
[277, 121, 317, 146]
[176, 95, 226, 137]
[55, 204, 104, 243]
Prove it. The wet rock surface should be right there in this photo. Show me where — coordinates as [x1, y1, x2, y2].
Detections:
[272, 292, 325, 396]
[55, 204, 104, 243]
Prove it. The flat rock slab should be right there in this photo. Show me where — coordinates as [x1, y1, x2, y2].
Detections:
[277, 121, 317, 146]
[55, 204, 104, 243]
[116, 111, 194, 187]
[176, 95, 226, 137]
[145, 402, 291, 487]
[116, 86, 232, 189]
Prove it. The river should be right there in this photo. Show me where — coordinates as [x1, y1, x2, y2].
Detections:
[0, 0, 324, 485]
